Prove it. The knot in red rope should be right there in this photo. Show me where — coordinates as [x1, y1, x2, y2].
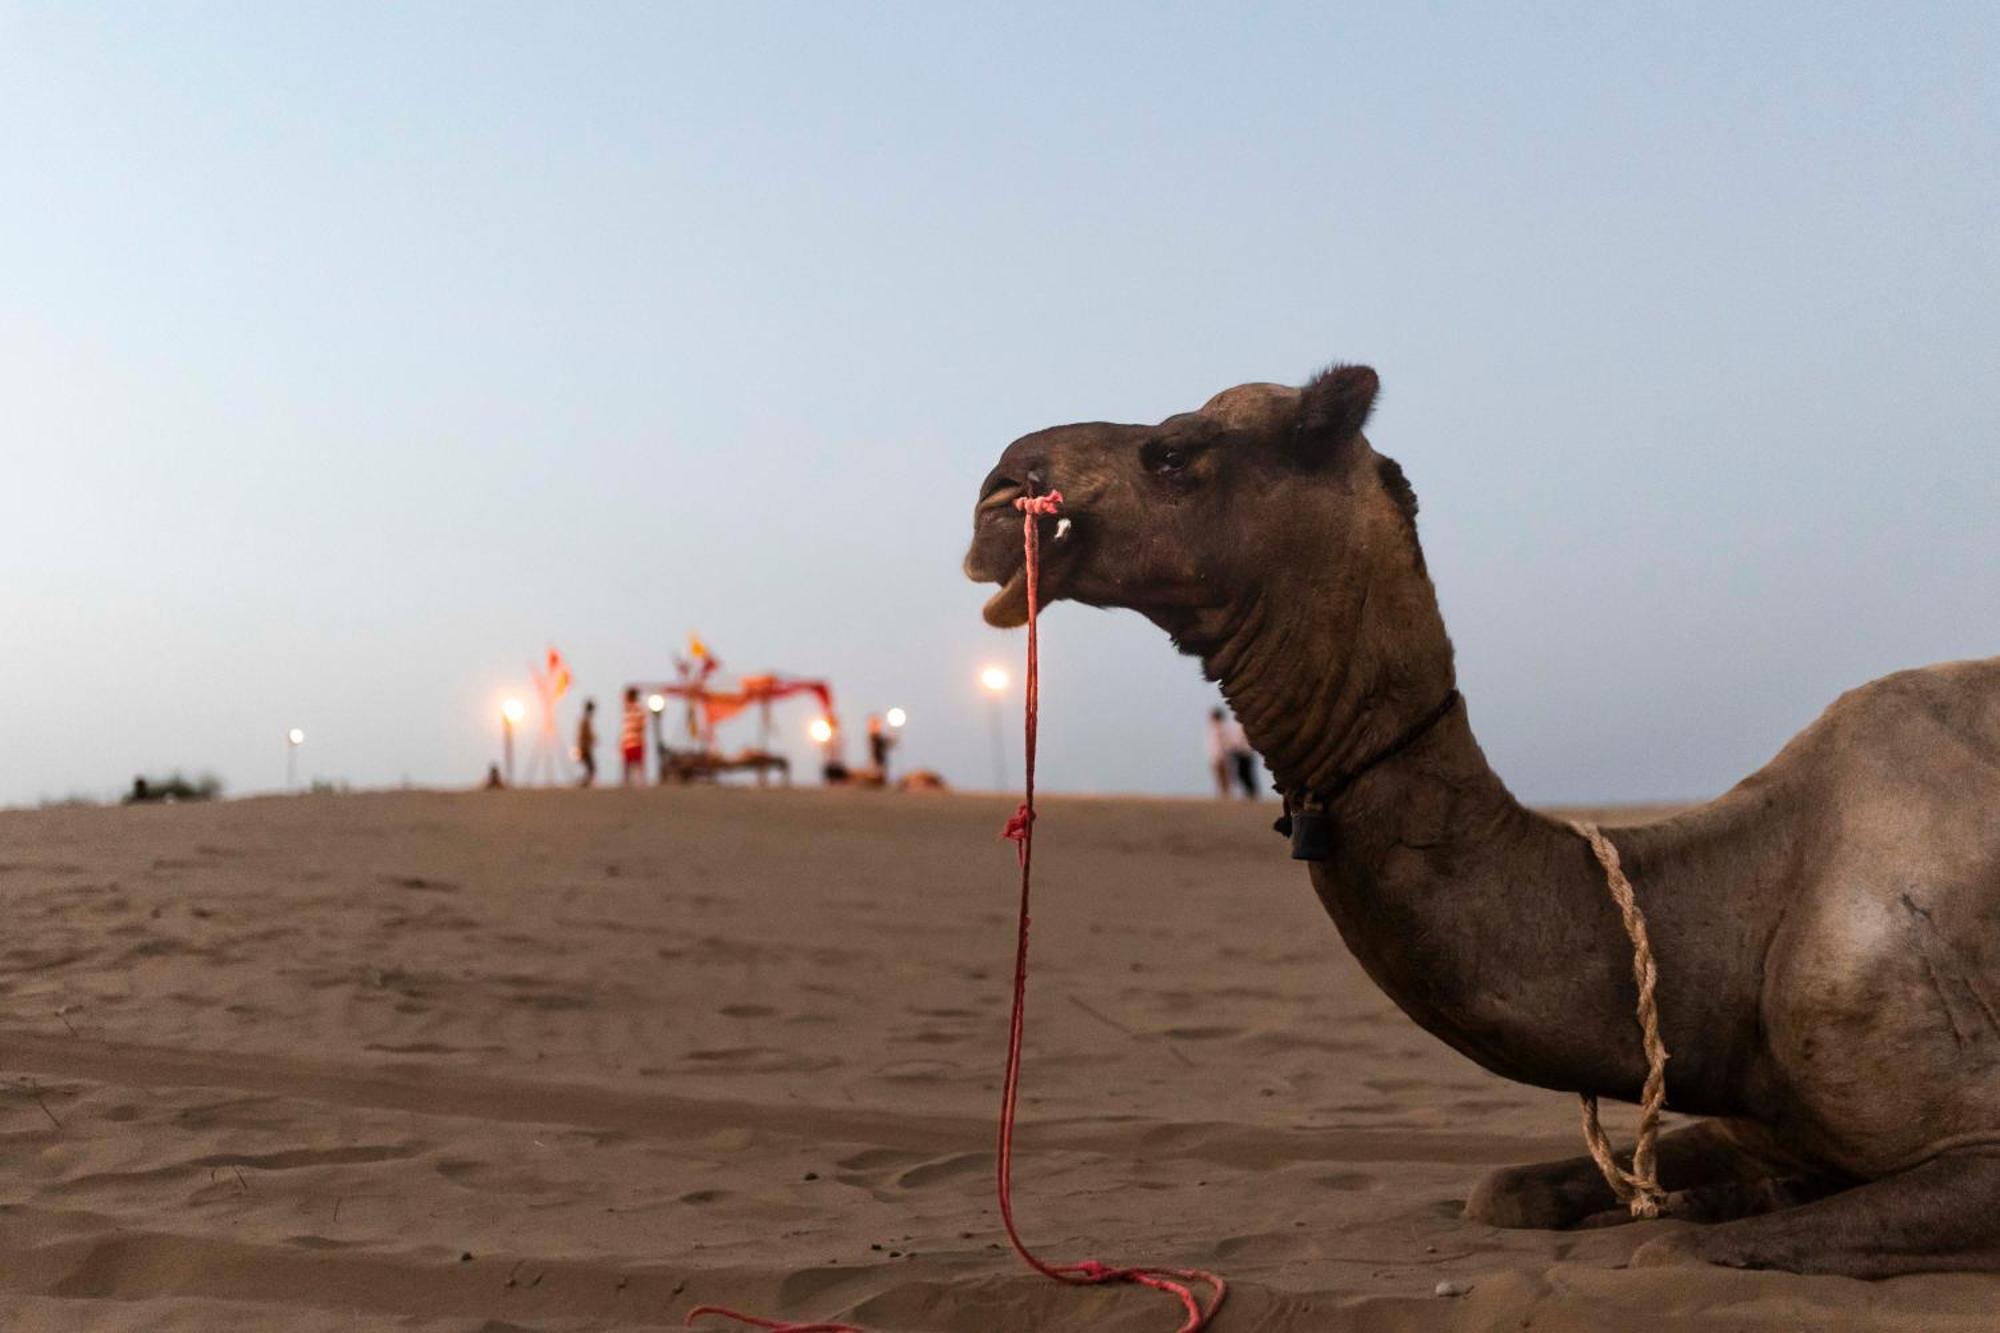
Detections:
[1000, 802, 1034, 864]
[1015, 490, 1064, 517]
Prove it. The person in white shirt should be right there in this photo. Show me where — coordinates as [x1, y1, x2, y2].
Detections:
[1206, 708, 1232, 797]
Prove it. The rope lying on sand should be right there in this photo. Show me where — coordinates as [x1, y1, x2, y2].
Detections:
[687, 491, 1224, 1332]
[1569, 820, 1671, 1219]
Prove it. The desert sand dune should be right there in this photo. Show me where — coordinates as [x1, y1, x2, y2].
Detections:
[0, 788, 1991, 1330]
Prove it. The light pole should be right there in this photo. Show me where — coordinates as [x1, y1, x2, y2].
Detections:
[979, 665, 1010, 790]
[882, 706, 906, 785]
[286, 728, 304, 791]
[808, 715, 835, 784]
[646, 692, 667, 784]
[501, 698, 525, 786]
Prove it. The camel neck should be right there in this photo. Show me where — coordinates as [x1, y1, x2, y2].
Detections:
[1199, 562, 1774, 1114]
[1196, 553, 1459, 800]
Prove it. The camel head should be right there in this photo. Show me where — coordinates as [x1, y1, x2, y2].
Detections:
[965, 364, 1424, 651]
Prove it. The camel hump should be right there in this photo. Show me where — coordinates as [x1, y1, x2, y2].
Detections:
[1753, 656, 2000, 1174]
[1809, 657, 2000, 774]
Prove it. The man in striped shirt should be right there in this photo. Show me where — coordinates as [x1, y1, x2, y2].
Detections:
[621, 687, 647, 785]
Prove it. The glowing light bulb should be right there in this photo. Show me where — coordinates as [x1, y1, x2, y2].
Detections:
[287, 728, 305, 746]
[501, 698, 526, 725]
[647, 693, 667, 714]
[979, 666, 1010, 694]
[808, 717, 834, 745]
[885, 707, 907, 729]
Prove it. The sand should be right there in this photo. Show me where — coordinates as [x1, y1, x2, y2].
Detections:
[0, 786, 1992, 1331]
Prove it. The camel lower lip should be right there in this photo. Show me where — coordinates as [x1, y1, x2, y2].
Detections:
[982, 569, 1030, 628]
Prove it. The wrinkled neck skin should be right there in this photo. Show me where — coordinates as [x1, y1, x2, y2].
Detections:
[1164, 534, 1789, 1118]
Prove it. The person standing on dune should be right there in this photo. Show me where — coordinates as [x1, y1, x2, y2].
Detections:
[1206, 708, 1232, 797]
[575, 699, 598, 787]
[1223, 712, 1259, 799]
[620, 687, 646, 785]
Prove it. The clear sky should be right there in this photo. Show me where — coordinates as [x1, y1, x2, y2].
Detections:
[2, 3, 1994, 808]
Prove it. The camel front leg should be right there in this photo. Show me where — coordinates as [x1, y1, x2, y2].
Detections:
[1465, 1120, 1767, 1230]
[1631, 1148, 2000, 1277]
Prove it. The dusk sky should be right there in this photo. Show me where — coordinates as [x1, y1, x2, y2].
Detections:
[3, 3, 1994, 807]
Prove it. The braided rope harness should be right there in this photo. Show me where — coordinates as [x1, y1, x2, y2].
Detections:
[1569, 820, 1671, 1217]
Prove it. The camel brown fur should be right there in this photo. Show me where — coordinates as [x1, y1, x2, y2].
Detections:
[963, 363, 2000, 1276]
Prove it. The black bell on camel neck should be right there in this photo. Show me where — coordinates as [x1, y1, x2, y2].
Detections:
[1289, 808, 1333, 861]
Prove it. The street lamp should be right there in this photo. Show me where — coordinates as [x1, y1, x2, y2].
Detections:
[646, 692, 668, 783]
[980, 665, 1010, 790]
[808, 715, 838, 785]
[885, 706, 907, 730]
[285, 728, 305, 790]
[500, 697, 526, 785]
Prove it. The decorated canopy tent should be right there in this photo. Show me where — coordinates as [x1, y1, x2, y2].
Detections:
[633, 672, 836, 751]
[629, 639, 837, 784]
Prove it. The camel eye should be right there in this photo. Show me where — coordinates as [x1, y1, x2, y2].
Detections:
[1142, 441, 1191, 476]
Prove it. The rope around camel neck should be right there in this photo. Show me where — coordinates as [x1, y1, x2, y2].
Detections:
[1568, 820, 1670, 1219]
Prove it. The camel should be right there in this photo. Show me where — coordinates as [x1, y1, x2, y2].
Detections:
[962, 363, 2000, 1277]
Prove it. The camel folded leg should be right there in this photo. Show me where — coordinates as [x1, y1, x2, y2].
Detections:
[1465, 1120, 1777, 1230]
[1631, 1148, 2000, 1277]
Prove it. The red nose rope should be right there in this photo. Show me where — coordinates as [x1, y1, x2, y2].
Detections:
[992, 492, 1229, 1331]
[688, 490, 1225, 1333]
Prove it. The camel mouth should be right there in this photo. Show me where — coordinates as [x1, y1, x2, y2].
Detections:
[968, 507, 1080, 629]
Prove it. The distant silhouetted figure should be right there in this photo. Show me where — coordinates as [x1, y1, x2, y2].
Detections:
[866, 713, 897, 784]
[620, 687, 646, 786]
[1207, 708, 1231, 797]
[483, 764, 505, 790]
[1225, 715, 1259, 799]
[576, 699, 599, 787]
[128, 775, 151, 804]
[1207, 708, 1259, 799]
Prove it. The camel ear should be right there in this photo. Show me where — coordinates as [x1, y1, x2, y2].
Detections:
[1294, 364, 1379, 462]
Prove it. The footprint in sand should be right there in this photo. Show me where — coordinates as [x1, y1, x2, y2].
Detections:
[379, 874, 459, 893]
[892, 1152, 984, 1189]
[870, 1059, 962, 1082]
[1215, 1229, 1315, 1261]
[835, 1147, 912, 1174]
[892, 1027, 966, 1046]
[679, 1047, 837, 1074]
[1161, 1024, 1241, 1041]
[777, 1265, 869, 1310]
[832, 1147, 986, 1193]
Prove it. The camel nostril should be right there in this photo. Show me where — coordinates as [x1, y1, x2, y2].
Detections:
[979, 468, 1025, 508]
